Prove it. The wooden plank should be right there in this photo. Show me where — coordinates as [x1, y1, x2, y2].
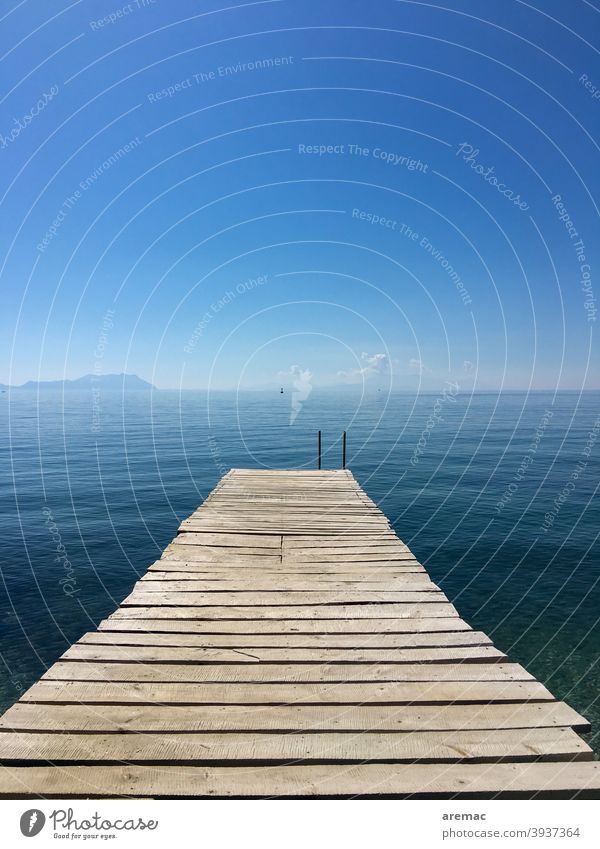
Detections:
[147, 565, 427, 576]
[155, 551, 415, 569]
[284, 535, 400, 545]
[0, 728, 590, 765]
[283, 554, 417, 563]
[165, 556, 422, 567]
[206, 496, 364, 500]
[60, 645, 261, 663]
[168, 541, 282, 555]
[183, 515, 383, 522]
[190, 506, 389, 512]
[121, 590, 448, 606]
[79, 631, 491, 649]
[283, 546, 407, 555]
[187, 503, 380, 510]
[283, 544, 412, 553]
[135, 579, 440, 592]
[227, 469, 348, 474]
[207, 490, 365, 497]
[0, 701, 589, 733]
[185, 515, 380, 522]
[101, 603, 460, 619]
[206, 489, 364, 495]
[166, 552, 413, 563]
[181, 526, 391, 535]
[21, 678, 554, 705]
[201, 500, 374, 505]
[142, 571, 433, 583]
[202, 498, 371, 504]
[183, 528, 390, 539]
[161, 552, 281, 564]
[283, 539, 409, 548]
[170, 532, 281, 548]
[2, 762, 597, 798]
[159, 556, 422, 568]
[182, 506, 380, 512]
[208, 505, 377, 510]
[40, 661, 536, 684]
[284, 528, 405, 548]
[99, 616, 471, 633]
[201, 502, 374, 510]
[60, 644, 507, 664]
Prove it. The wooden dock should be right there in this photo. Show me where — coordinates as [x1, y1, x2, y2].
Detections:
[0, 469, 598, 798]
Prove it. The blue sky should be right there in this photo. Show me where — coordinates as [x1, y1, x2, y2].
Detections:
[0, 0, 598, 390]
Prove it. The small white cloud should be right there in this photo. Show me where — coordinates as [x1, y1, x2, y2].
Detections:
[409, 358, 430, 375]
[338, 352, 389, 381]
[360, 352, 388, 374]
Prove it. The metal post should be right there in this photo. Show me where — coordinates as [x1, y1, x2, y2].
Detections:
[318, 430, 322, 470]
[342, 431, 347, 469]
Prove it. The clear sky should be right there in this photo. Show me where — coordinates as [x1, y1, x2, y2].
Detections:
[1, 0, 598, 390]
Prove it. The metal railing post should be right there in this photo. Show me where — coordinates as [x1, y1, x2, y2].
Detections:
[342, 431, 347, 469]
[318, 430, 322, 470]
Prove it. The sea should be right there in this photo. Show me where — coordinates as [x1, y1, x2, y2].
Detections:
[0, 389, 598, 752]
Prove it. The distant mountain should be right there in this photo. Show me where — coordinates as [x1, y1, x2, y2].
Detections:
[0, 373, 156, 391]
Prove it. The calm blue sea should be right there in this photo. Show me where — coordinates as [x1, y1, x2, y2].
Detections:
[0, 390, 598, 751]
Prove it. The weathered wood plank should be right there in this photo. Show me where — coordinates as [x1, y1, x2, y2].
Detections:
[170, 532, 281, 548]
[40, 661, 536, 684]
[99, 616, 471, 633]
[79, 630, 491, 649]
[283, 554, 418, 563]
[148, 565, 427, 577]
[169, 540, 282, 553]
[60, 644, 507, 664]
[139, 574, 437, 587]
[181, 526, 391, 535]
[138, 573, 438, 588]
[121, 590, 448, 606]
[21, 678, 553, 705]
[283, 544, 412, 553]
[182, 517, 382, 525]
[159, 562, 426, 575]
[161, 556, 423, 569]
[0, 701, 589, 733]
[161, 552, 282, 564]
[0, 728, 590, 765]
[101, 603, 461, 620]
[186, 504, 380, 512]
[283, 535, 400, 545]
[2, 762, 597, 798]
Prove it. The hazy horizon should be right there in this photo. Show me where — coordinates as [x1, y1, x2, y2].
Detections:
[2, 372, 600, 393]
